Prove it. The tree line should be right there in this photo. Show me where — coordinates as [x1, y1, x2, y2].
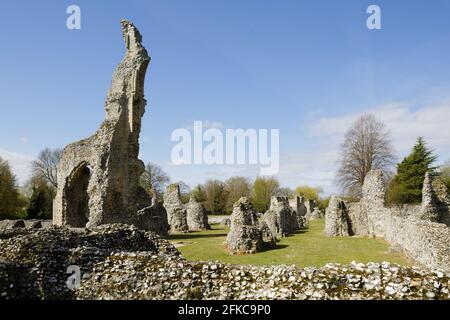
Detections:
[141, 164, 327, 215]
[0, 151, 327, 219]
[2, 114, 449, 219]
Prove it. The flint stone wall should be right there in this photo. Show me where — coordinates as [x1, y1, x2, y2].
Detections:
[327, 170, 450, 271]
[324, 196, 352, 237]
[309, 208, 323, 220]
[52, 21, 166, 235]
[289, 196, 308, 228]
[186, 197, 210, 231]
[226, 198, 264, 254]
[264, 197, 298, 238]
[432, 179, 450, 226]
[163, 184, 188, 233]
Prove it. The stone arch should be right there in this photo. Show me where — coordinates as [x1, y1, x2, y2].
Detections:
[64, 162, 92, 227]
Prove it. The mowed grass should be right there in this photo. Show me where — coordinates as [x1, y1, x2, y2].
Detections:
[167, 219, 411, 268]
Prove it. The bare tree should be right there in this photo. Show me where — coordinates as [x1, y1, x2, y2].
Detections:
[31, 148, 62, 188]
[140, 162, 171, 198]
[336, 114, 396, 196]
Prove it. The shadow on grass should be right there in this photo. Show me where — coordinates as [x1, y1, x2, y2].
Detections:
[259, 244, 289, 252]
[167, 232, 228, 241]
[287, 229, 309, 236]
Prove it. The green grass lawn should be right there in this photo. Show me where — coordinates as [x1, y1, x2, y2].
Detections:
[167, 219, 411, 268]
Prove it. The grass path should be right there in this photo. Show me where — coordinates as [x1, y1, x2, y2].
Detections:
[167, 219, 411, 268]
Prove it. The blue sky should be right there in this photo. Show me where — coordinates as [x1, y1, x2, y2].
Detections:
[1, 0, 450, 194]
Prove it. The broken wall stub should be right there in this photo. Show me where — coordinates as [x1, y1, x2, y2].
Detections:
[421, 172, 440, 222]
[264, 197, 297, 238]
[53, 20, 152, 229]
[163, 184, 188, 233]
[186, 197, 210, 231]
[226, 197, 264, 254]
[137, 199, 170, 237]
[432, 179, 450, 226]
[289, 196, 308, 228]
[324, 196, 352, 237]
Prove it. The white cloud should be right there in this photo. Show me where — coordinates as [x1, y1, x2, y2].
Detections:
[0, 149, 34, 184]
[309, 101, 450, 156]
[19, 137, 29, 144]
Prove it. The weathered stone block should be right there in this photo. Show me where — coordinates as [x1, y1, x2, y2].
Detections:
[226, 198, 263, 254]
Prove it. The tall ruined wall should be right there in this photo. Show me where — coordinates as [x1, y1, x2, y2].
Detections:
[330, 170, 450, 271]
[53, 21, 152, 229]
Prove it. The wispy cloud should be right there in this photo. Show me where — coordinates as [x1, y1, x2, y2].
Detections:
[309, 101, 450, 155]
[19, 137, 29, 144]
[0, 149, 34, 184]
[278, 99, 450, 195]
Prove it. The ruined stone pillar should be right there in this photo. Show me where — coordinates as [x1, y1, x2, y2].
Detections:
[325, 196, 352, 237]
[421, 172, 440, 222]
[226, 198, 263, 254]
[163, 184, 188, 233]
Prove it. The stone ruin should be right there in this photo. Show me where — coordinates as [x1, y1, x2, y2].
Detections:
[324, 196, 352, 237]
[52, 21, 170, 235]
[162, 183, 212, 233]
[309, 207, 324, 220]
[186, 196, 210, 231]
[289, 196, 318, 226]
[225, 195, 312, 254]
[421, 172, 441, 222]
[264, 197, 298, 237]
[325, 170, 450, 271]
[226, 197, 265, 254]
[163, 184, 189, 233]
[136, 191, 170, 236]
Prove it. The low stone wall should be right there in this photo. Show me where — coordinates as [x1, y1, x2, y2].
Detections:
[383, 215, 449, 270]
[0, 219, 52, 231]
[326, 170, 450, 272]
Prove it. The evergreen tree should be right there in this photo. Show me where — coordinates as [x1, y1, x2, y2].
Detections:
[387, 137, 437, 204]
[26, 183, 54, 219]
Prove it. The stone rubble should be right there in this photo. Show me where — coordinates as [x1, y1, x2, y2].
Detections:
[0, 224, 178, 299]
[76, 258, 449, 300]
[0, 223, 448, 300]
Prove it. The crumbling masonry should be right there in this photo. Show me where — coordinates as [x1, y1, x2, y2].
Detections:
[53, 21, 163, 232]
[325, 170, 450, 271]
